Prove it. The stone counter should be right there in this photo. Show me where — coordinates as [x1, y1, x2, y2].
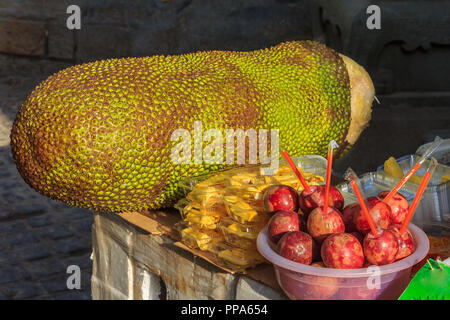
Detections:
[91, 211, 286, 300]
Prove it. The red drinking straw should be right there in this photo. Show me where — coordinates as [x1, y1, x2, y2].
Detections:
[350, 179, 379, 237]
[281, 151, 312, 193]
[383, 137, 442, 203]
[400, 158, 438, 234]
[323, 141, 338, 213]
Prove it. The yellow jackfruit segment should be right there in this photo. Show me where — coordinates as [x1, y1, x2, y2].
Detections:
[384, 156, 424, 184]
[217, 247, 263, 267]
[180, 226, 223, 251]
[184, 212, 221, 229]
[222, 223, 259, 240]
[442, 174, 450, 183]
[384, 157, 404, 178]
[227, 223, 241, 233]
[409, 175, 425, 184]
[223, 195, 239, 203]
[227, 207, 258, 223]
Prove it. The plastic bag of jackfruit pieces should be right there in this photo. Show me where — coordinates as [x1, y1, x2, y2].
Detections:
[175, 163, 325, 226]
[183, 206, 224, 230]
[223, 165, 324, 192]
[173, 220, 264, 271]
[221, 165, 324, 223]
[218, 217, 266, 249]
[174, 162, 326, 271]
[222, 193, 268, 224]
[263, 167, 324, 194]
[206, 242, 265, 272]
[185, 184, 227, 213]
[174, 221, 224, 251]
[175, 198, 227, 230]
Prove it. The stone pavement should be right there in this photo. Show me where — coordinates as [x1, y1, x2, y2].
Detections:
[0, 148, 93, 299]
[0, 56, 93, 299]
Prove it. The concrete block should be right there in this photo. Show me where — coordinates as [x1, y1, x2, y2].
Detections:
[133, 263, 161, 300]
[91, 221, 130, 299]
[91, 211, 289, 300]
[91, 212, 237, 300]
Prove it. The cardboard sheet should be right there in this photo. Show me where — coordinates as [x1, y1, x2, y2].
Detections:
[118, 209, 180, 239]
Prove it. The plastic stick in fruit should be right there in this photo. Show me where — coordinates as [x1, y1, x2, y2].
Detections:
[343, 168, 391, 234]
[298, 185, 334, 218]
[281, 151, 311, 193]
[323, 140, 338, 214]
[383, 137, 442, 203]
[378, 190, 409, 225]
[352, 196, 391, 234]
[298, 140, 344, 221]
[350, 181, 379, 237]
[284, 151, 331, 216]
[296, 142, 343, 216]
[345, 168, 378, 237]
[400, 158, 438, 234]
[345, 168, 390, 233]
[387, 159, 438, 261]
[348, 170, 400, 265]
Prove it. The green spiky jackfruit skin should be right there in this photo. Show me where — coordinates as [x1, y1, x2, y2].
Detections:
[10, 41, 350, 212]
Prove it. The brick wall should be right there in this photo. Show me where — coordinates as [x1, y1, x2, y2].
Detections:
[0, 0, 312, 63]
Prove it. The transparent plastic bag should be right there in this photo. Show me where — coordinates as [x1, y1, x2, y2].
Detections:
[174, 156, 327, 272]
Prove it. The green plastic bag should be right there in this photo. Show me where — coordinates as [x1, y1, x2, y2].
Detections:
[399, 259, 450, 300]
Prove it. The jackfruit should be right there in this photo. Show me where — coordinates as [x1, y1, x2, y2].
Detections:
[384, 156, 425, 184]
[10, 41, 374, 212]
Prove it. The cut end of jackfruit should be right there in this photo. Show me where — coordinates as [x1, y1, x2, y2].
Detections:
[340, 54, 375, 147]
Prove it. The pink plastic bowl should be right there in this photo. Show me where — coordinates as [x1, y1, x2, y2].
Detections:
[257, 224, 429, 300]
